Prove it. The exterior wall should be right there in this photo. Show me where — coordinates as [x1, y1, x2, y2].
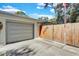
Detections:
[0, 18, 6, 46]
[34, 23, 41, 38]
[0, 13, 39, 46]
[0, 13, 37, 24]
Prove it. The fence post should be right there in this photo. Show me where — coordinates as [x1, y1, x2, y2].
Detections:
[63, 3, 67, 45]
[52, 24, 54, 40]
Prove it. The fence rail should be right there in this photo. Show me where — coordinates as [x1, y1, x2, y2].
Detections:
[40, 23, 79, 47]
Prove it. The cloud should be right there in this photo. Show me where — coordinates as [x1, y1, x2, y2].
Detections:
[38, 14, 53, 19]
[50, 9, 55, 13]
[37, 3, 53, 7]
[37, 6, 43, 9]
[37, 3, 45, 7]
[3, 5, 15, 9]
[37, 3, 55, 10]
[0, 5, 26, 14]
[48, 4, 52, 7]
[36, 3, 45, 9]
[29, 13, 54, 19]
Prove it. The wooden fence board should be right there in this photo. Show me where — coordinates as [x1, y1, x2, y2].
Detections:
[65, 23, 73, 45]
[54, 25, 62, 43]
[61, 24, 64, 43]
[74, 23, 79, 47]
[40, 25, 53, 40]
[39, 23, 79, 47]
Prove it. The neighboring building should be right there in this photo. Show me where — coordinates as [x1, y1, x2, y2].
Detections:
[0, 11, 41, 46]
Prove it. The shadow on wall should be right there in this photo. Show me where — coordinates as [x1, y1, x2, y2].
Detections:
[0, 22, 3, 30]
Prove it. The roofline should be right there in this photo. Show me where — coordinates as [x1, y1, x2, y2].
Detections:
[0, 10, 39, 22]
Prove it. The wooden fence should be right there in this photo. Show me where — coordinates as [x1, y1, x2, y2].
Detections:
[40, 23, 79, 47]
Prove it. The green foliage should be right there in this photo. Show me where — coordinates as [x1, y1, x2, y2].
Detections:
[38, 17, 49, 22]
[49, 17, 57, 24]
[67, 4, 79, 23]
[16, 11, 26, 15]
[44, 3, 79, 23]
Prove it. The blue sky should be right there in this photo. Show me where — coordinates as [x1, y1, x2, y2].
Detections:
[0, 3, 55, 19]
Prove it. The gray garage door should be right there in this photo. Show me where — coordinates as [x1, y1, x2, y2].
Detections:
[6, 21, 34, 44]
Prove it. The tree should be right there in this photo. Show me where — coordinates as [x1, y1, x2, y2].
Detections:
[67, 3, 79, 23]
[44, 3, 79, 23]
[16, 11, 26, 15]
[49, 17, 57, 24]
[38, 17, 49, 22]
[44, 3, 65, 24]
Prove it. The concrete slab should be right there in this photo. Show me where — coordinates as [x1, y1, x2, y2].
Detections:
[63, 45, 79, 54]
[36, 38, 65, 48]
[0, 38, 79, 56]
[35, 38, 79, 55]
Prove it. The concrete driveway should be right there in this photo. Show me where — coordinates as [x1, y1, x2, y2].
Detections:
[0, 38, 79, 56]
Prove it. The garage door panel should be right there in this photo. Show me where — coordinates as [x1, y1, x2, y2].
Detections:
[7, 35, 33, 40]
[7, 37, 32, 43]
[6, 22, 34, 43]
[7, 26, 33, 30]
[8, 30, 33, 34]
[8, 26, 33, 29]
[8, 34, 33, 37]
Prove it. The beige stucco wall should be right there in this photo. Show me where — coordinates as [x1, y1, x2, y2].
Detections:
[0, 13, 37, 23]
[0, 13, 39, 46]
[0, 18, 6, 46]
[34, 23, 41, 38]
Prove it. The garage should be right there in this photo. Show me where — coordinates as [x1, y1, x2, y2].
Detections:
[0, 10, 40, 45]
[6, 21, 34, 44]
